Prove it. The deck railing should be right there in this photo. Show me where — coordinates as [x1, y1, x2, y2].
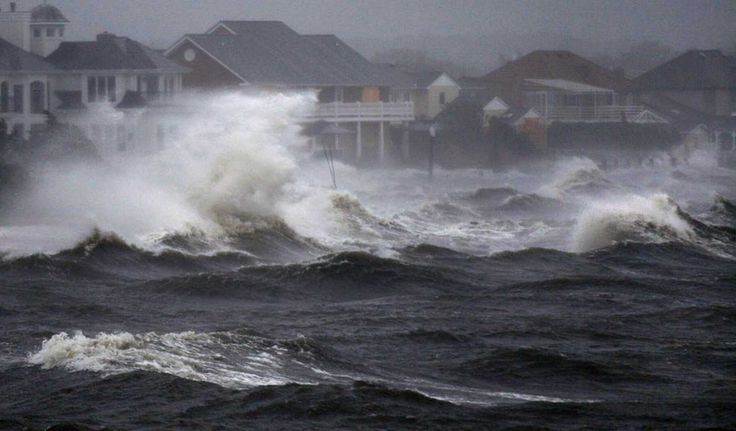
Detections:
[302, 101, 414, 122]
[541, 105, 648, 123]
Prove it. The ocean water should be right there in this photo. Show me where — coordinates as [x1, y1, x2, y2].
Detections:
[1, 93, 735, 430]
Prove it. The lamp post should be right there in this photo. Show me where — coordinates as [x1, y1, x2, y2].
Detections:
[428, 124, 436, 180]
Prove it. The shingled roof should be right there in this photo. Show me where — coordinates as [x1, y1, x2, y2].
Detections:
[47, 33, 188, 73]
[484, 50, 629, 91]
[632, 50, 736, 91]
[171, 21, 402, 87]
[0, 37, 58, 73]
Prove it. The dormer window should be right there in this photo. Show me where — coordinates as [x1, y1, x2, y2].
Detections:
[439, 92, 446, 105]
[33, 28, 41, 38]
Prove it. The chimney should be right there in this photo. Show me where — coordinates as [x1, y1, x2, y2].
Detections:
[10, 2, 16, 12]
[97, 32, 117, 42]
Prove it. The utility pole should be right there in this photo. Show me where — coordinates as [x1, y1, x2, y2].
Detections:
[428, 124, 436, 180]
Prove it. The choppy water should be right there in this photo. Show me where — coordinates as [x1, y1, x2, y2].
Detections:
[1, 93, 735, 430]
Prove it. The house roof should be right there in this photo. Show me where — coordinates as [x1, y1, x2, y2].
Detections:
[31, 4, 69, 23]
[173, 21, 397, 87]
[636, 92, 718, 132]
[483, 50, 629, 91]
[392, 71, 458, 89]
[47, 33, 188, 73]
[0, 37, 58, 73]
[632, 50, 736, 91]
[524, 78, 613, 93]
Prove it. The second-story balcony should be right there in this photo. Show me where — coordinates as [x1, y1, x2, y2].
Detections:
[541, 105, 666, 124]
[301, 101, 414, 123]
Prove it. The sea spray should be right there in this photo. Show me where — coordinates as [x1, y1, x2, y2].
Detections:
[573, 193, 695, 252]
[1, 91, 317, 255]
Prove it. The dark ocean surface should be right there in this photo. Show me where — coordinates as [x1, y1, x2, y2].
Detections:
[1, 106, 735, 430]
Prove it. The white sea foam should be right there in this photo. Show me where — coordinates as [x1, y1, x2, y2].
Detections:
[573, 193, 695, 252]
[27, 330, 320, 388]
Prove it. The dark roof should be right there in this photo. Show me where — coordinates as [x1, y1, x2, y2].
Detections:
[636, 92, 717, 132]
[632, 50, 736, 91]
[31, 4, 68, 23]
[483, 50, 629, 91]
[0, 37, 58, 72]
[54, 91, 85, 110]
[47, 34, 188, 73]
[176, 21, 398, 86]
[116, 91, 148, 109]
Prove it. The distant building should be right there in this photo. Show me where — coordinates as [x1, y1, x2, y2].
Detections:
[0, 2, 68, 58]
[165, 20, 414, 163]
[45, 32, 188, 155]
[475, 51, 666, 125]
[0, 2, 188, 153]
[389, 71, 460, 119]
[0, 36, 58, 137]
[631, 50, 736, 117]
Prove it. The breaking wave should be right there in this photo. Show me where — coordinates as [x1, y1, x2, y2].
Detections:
[27, 330, 345, 388]
[573, 193, 735, 255]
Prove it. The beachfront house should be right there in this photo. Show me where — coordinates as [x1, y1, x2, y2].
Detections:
[389, 71, 460, 120]
[480, 50, 664, 124]
[165, 20, 414, 164]
[45, 32, 188, 156]
[0, 2, 67, 138]
[631, 50, 736, 118]
[0, 36, 58, 139]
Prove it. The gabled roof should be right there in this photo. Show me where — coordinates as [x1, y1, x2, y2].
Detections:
[393, 71, 459, 89]
[632, 50, 736, 91]
[483, 96, 509, 112]
[483, 50, 629, 91]
[47, 33, 188, 73]
[636, 92, 717, 132]
[168, 21, 402, 87]
[0, 37, 58, 73]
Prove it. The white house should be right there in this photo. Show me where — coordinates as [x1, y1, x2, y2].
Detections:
[390, 71, 460, 120]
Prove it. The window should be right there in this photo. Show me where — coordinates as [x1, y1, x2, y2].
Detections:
[142, 76, 159, 100]
[59, 27, 64, 37]
[87, 76, 116, 102]
[34, 28, 41, 38]
[335, 87, 344, 102]
[46, 27, 55, 37]
[0, 82, 8, 113]
[439, 92, 446, 105]
[30, 81, 45, 114]
[13, 84, 23, 113]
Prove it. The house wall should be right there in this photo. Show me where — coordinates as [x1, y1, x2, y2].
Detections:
[0, 11, 31, 51]
[426, 84, 459, 119]
[167, 40, 243, 89]
[411, 91, 430, 119]
[30, 24, 65, 57]
[0, 73, 53, 138]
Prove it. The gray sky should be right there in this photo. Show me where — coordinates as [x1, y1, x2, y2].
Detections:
[14, 0, 736, 73]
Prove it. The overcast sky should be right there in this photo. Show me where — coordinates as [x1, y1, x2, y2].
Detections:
[15, 0, 736, 52]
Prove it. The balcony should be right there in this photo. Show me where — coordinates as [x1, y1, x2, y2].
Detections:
[541, 105, 660, 123]
[301, 101, 414, 123]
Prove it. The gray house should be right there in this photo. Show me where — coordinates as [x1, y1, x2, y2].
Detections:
[632, 50, 736, 117]
[165, 20, 414, 163]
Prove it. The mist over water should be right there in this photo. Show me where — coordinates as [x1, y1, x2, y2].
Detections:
[1, 92, 735, 430]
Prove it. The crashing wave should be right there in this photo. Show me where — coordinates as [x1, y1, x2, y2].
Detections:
[539, 157, 613, 198]
[573, 194, 696, 252]
[27, 330, 345, 389]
